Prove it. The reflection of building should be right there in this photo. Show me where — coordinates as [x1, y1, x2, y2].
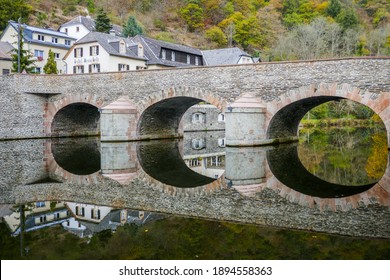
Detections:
[2, 201, 70, 236]
[181, 104, 225, 132]
[63, 202, 165, 238]
[184, 154, 225, 179]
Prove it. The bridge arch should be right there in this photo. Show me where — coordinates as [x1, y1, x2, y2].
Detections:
[137, 87, 227, 139]
[46, 94, 103, 137]
[266, 83, 390, 146]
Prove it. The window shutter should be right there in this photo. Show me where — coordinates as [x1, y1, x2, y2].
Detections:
[118, 64, 121, 71]
[73, 66, 76, 74]
[89, 65, 92, 73]
[127, 65, 129, 71]
[74, 49, 77, 58]
[90, 46, 92, 56]
[97, 64, 100, 72]
[81, 48, 83, 57]
[96, 46, 99, 55]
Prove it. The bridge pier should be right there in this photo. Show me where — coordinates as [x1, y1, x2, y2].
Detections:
[100, 97, 138, 142]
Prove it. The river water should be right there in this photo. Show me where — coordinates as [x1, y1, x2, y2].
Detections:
[1, 127, 389, 259]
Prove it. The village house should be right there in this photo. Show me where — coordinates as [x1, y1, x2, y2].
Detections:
[0, 41, 13, 75]
[202, 47, 255, 65]
[59, 15, 123, 41]
[63, 31, 147, 74]
[0, 20, 77, 74]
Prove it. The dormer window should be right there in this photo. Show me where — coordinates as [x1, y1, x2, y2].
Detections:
[187, 54, 190, 64]
[161, 49, 166, 59]
[119, 41, 126, 54]
[195, 56, 199, 66]
[171, 51, 175, 61]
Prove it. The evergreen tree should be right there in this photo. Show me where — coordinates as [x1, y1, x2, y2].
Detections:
[11, 30, 35, 73]
[326, 0, 342, 18]
[43, 49, 58, 74]
[95, 8, 112, 33]
[123, 16, 143, 37]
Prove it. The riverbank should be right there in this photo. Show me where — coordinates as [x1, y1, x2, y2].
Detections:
[299, 118, 383, 129]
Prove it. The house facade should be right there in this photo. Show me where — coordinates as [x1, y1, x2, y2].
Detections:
[0, 42, 13, 75]
[59, 16, 123, 41]
[0, 21, 76, 74]
[63, 32, 147, 74]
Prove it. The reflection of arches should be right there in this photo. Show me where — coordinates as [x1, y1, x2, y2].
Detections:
[137, 87, 226, 139]
[136, 140, 218, 188]
[51, 138, 101, 175]
[266, 84, 390, 145]
[265, 144, 390, 211]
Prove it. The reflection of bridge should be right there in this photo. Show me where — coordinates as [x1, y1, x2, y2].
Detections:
[1, 58, 389, 147]
[1, 137, 389, 238]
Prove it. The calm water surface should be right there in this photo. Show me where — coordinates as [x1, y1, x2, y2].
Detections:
[1, 127, 389, 259]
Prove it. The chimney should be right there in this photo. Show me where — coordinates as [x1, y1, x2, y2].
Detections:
[137, 43, 144, 57]
[109, 29, 116, 36]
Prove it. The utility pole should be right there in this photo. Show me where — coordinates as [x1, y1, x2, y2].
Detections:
[17, 17, 21, 73]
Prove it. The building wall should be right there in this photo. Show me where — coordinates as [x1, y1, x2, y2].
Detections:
[181, 104, 225, 132]
[64, 41, 146, 74]
[0, 59, 12, 74]
[59, 24, 90, 41]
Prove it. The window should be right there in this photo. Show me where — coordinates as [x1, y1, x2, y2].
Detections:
[52, 37, 58, 43]
[192, 138, 205, 150]
[189, 158, 201, 167]
[119, 41, 126, 53]
[171, 51, 175, 61]
[37, 34, 45, 41]
[76, 26, 80, 32]
[195, 56, 199, 66]
[192, 112, 205, 123]
[36, 201, 46, 208]
[218, 138, 226, 147]
[90, 45, 99, 56]
[187, 54, 190, 64]
[34, 50, 44, 60]
[39, 216, 47, 223]
[2, 69, 10, 75]
[89, 64, 100, 73]
[54, 53, 60, 59]
[218, 113, 225, 122]
[161, 49, 166, 59]
[65, 39, 71, 46]
[34, 67, 41, 74]
[118, 64, 129, 71]
[65, 28, 68, 34]
[73, 66, 84, 74]
[74, 48, 83, 58]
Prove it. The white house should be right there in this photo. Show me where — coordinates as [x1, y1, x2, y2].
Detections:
[0, 42, 13, 75]
[0, 20, 77, 74]
[63, 32, 147, 74]
[59, 15, 123, 41]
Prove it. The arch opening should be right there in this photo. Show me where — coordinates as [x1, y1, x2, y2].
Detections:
[51, 103, 100, 137]
[267, 96, 344, 139]
[137, 97, 204, 139]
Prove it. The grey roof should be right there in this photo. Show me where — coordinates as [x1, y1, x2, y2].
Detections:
[7, 21, 76, 49]
[74, 31, 146, 61]
[0, 42, 13, 60]
[130, 35, 203, 67]
[61, 16, 123, 37]
[202, 47, 253, 65]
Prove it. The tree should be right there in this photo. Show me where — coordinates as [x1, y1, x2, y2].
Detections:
[326, 0, 342, 18]
[179, 3, 204, 32]
[205, 26, 227, 47]
[11, 30, 35, 73]
[43, 49, 58, 74]
[95, 8, 112, 33]
[0, 0, 32, 31]
[123, 16, 143, 37]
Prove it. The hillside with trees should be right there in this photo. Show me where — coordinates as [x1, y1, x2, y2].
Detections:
[0, 0, 389, 60]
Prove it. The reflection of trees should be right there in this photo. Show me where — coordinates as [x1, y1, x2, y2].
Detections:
[365, 133, 388, 179]
[298, 127, 387, 185]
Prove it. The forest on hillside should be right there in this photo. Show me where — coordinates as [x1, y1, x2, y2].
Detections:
[0, 0, 389, 60]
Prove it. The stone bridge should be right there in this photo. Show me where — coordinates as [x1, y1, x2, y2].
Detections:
[0, 58, 389, 146]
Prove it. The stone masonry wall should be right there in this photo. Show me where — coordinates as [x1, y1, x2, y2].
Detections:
[0, 58, 389, 140]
